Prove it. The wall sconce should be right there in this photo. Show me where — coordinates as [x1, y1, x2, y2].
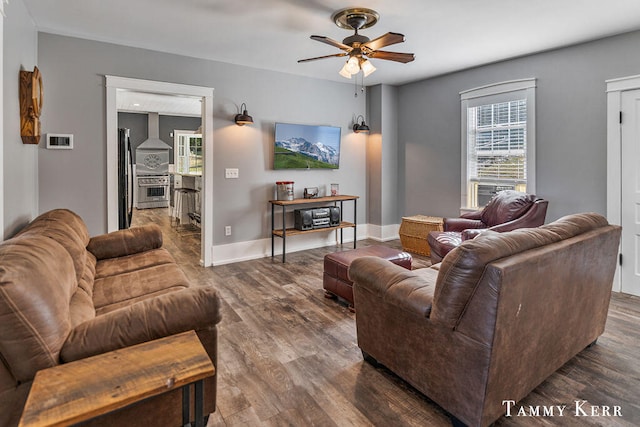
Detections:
[352, 115, 370, 133]
[234, 102, 254, 126]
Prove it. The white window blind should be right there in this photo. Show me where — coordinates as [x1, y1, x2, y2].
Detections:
[467, 99, 527, 183]
[460, 79, 536, 210]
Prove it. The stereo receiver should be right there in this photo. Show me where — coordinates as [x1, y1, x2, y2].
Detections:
[294, 206, 340, 231]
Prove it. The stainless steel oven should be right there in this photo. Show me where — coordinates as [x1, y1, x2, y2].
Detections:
[137, 175, 170, 209]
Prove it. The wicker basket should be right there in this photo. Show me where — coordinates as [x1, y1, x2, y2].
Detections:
[399, 215, 444, 256]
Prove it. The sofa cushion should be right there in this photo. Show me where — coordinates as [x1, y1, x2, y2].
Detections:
[0, 235, 76, 382]
[432, 213, 611, 328]
[69, 288, 95, 328]
[94, 248, 176, 279]
[93, 264, 191, 314]
[16, 209, 90, 284]
[62, 286, 221, 362]
[87, 224, 163, 260]
[540, 211, 609, 238]
[480, 191, 536, 227]
[79, 252, 97, 297]
[350, 257, 434, 318]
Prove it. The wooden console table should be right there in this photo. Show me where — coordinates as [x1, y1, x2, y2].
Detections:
[270, 195, 359, 263]
[18, 331, 215, 427]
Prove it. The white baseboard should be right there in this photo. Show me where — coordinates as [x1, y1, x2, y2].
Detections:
[367, 223, 401, 242]
[210, 223, 398, 266]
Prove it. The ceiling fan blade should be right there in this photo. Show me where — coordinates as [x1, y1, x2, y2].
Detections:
[298, 53, 348, 63]
[362, 32, 405, 51]
[367, 50, 415, 63]
[310, 35, 352, 51]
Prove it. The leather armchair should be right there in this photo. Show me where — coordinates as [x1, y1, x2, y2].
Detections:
[350, 213, 621, 427]
[427, 190, 548, 263]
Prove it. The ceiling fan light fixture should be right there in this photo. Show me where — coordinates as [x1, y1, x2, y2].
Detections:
[298, 8, 414, 79]
[234, 102, 254, 126]
[345, 56, 360, 74]
[339, 63, 352, 79]
[360, 59, 376, 77]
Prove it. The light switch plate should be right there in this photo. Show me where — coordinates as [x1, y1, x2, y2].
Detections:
[225, 168, 239, 179]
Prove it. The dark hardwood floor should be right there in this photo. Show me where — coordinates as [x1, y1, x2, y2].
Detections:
[133, 208, 640, 426]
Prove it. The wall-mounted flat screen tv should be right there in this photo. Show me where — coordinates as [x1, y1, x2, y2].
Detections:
[274, 122, 341, 169]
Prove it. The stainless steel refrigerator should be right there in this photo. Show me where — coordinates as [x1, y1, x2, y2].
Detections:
[118, 128, 133, 229]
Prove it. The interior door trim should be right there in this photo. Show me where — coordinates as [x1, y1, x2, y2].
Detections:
[605, 74, 640, 292]
[105, 76, 214, 267]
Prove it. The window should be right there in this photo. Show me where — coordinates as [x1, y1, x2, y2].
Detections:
[174, 130, 203, 175]
[460, 79, 536, 209]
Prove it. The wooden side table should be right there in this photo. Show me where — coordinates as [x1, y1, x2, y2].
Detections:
[270, 195, 359, 263]
[399, 215, 444, 257]
[18, 331, 215, 427]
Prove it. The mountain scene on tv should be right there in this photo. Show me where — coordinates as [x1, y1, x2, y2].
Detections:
[274, 124, 341, 169]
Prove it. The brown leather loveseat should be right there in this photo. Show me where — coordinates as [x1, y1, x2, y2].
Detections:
[350, 213, 620, 427]
[0, 209, 221, 427]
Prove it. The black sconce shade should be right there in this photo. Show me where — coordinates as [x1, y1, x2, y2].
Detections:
[353, 115, 370, 133]
[235, 103, 254, 126]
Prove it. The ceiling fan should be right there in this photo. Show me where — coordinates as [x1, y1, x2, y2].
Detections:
[298, 7, 415, 78]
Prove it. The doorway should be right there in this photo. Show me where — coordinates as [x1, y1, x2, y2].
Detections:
[105, 76, 214, 266]
[606, 75, 640, 296]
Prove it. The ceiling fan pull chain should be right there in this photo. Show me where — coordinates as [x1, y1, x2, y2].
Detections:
[354, 77, 358, 98]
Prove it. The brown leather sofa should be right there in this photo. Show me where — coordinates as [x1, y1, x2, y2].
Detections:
[427, 190, 548, 263]
[350, 213, 621, 427]
[0, 209, 221, 427]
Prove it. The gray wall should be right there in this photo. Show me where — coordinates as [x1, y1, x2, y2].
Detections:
[158, 115, 201, 164]
[367, 84, 399, 227]
[117, 112, 147, 155]
[38, 33, 366, 243]
[118, 112, 201, 163]
[398, 29, 640, 223]
[3, 0, 38, 237]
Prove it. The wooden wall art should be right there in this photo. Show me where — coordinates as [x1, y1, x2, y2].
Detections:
[19, 66, 43, 145]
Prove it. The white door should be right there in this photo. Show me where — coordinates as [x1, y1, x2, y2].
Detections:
[620, 89, 640, 296]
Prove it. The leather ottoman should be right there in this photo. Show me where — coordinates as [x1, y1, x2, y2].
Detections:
[323, 245, 412, 310]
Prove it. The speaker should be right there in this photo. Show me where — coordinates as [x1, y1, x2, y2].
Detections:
[329, 206, 340, 226]
[294, 209, 313, 230]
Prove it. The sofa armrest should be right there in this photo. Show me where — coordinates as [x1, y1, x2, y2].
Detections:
[443, 217, 486, 232]
[60, 286, 221, 362]
[460, 210, 483, 220]
[87, 224, 163, 260]
[350, 256, 436, 318]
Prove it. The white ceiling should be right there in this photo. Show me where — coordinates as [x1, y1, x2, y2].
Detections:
[24, 0, 640, 86]
[117, 89, 202, 116]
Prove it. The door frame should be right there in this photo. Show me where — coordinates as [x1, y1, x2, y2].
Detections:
[605, 74, 640, 293]
[105, 76, 214, 266]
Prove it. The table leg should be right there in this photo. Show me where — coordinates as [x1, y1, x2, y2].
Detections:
[182, 380, 206, 427]
[271, 204, 274, 259]
[182, 384, 190, 427]
[339, 201, 344, 244]
[282, 205, 286, 263]
[353, 199, 357, 249]
[194, 380, 205, 427]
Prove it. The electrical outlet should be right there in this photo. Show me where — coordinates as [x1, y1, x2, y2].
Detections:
[225, 168, 239, 179]
[225, 226, 231, 236]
